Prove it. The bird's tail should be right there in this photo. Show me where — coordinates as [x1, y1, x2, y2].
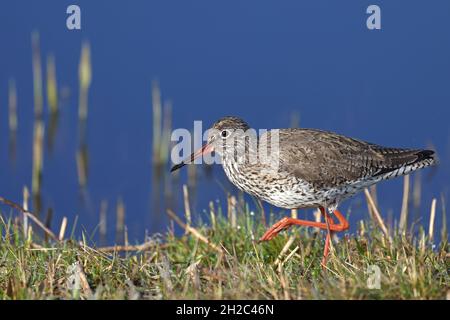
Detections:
[374, 148, 436, 178]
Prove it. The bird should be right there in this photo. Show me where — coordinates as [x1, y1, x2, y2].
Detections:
[170, 116, 436, 266]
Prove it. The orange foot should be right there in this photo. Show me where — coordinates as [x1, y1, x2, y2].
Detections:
[259, 208, 349, 266]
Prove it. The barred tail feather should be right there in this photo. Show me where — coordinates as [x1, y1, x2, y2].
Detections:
[374, 149, 436, 178]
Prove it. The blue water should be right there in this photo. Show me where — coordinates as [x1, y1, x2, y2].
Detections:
[0, 1, 449, 244]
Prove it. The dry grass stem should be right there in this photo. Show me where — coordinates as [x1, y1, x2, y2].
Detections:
[364, 188, 390, 239]
[166, 209, 222, 254]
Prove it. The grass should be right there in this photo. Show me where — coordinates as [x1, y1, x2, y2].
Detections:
[0, 196, 448, 300]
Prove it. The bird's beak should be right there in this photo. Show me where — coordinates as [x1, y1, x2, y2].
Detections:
[170, 143, 214, 172]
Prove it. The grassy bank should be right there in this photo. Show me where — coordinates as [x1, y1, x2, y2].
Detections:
[0, 199, 448, 300]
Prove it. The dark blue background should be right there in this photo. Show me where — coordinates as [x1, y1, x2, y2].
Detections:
[0, 1, 448, 243]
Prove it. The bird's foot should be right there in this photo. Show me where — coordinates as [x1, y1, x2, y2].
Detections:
[258, 217, 293, 242]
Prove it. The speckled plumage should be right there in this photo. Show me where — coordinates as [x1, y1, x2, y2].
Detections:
[210, 117, 436, 211]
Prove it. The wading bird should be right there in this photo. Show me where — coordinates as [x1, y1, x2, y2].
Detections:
[170, 117, 436, 266]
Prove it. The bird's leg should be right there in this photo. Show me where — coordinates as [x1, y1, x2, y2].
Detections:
[322, 230, 332, 267]
[321, 208, 334, 267]
[259, 208, 349, 242]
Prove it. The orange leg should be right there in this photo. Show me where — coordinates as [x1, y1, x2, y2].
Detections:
[322, 230, 332, 266]
[321, 210, 335, 267]
[259, 207, 349, 265]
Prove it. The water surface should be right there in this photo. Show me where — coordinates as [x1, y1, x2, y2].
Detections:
[0, 1, 448, 244]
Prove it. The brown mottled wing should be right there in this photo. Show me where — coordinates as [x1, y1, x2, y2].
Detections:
[272, 129, 431, 188]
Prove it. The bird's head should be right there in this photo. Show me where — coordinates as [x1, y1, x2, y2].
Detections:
[170, 116, 251, 172]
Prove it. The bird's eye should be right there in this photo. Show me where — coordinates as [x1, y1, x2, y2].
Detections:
[221, 130, 229, 138]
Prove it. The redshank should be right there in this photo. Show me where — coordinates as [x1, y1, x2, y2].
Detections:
[170, 116, 436, 265]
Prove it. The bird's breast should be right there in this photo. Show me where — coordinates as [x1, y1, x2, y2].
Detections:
[221, 159, 321, 209]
